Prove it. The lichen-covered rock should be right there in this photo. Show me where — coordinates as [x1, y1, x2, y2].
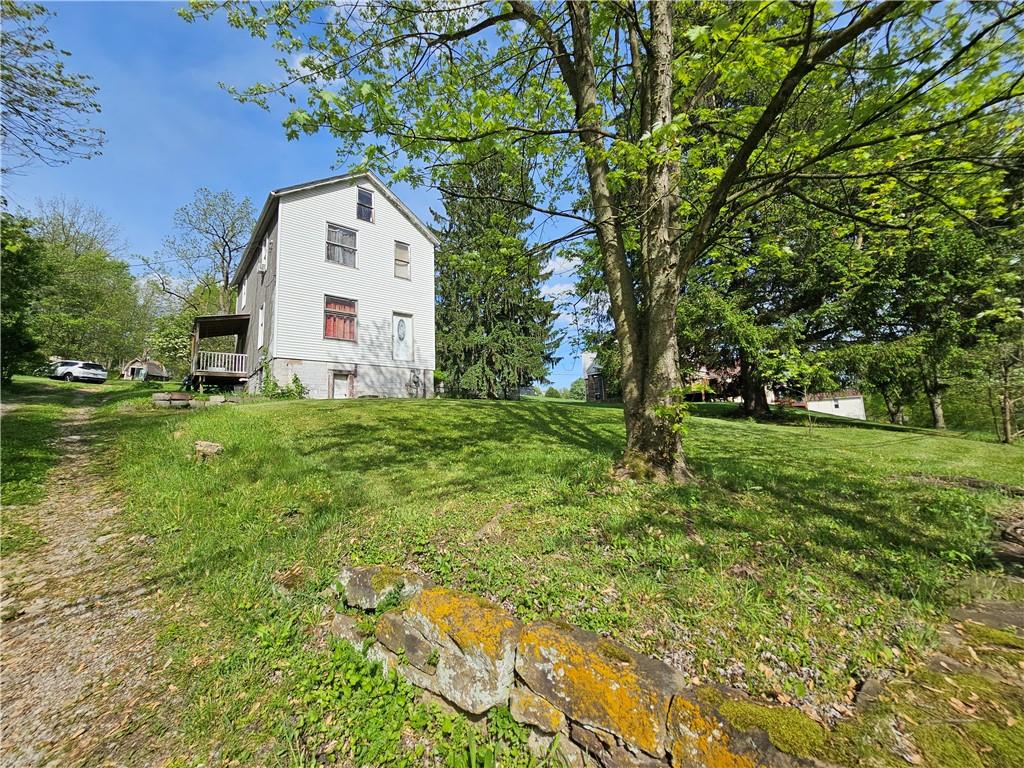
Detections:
[402, 586, 521, 714]
[667, 694, 758, 768]
[510, 685, 565, 734]
[330, 613, 370, 647]
[337, 565, 430, 610]
[528, 728, 590, 768]
[570, 722, 665, 768]
[516, 621, 684, 757]
[375, 611, 437, 671]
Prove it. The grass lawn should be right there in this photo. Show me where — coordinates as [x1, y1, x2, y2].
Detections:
[6, 376, 1018, 764]
[84, 389, 1021, 761]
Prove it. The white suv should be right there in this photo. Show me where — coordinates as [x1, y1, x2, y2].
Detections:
[51, 360, 108, 383]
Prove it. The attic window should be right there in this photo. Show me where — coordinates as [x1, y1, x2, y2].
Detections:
[356, 187, 374, 222]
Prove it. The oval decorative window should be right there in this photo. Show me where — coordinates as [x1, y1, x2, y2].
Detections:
[397, 318, 407, 341]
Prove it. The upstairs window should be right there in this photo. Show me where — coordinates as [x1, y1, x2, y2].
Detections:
[326, 224, 356, 267]
[259, 235, 270, 271]
[238, 276, 247, 310]
[394, 241, 410, 279]
[356, 187, 374, 222]
[324, 296, 357, 341]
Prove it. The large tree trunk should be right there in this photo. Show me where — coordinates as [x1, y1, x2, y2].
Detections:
[561, 1, 690, 481]
[882, 391, 905, 425]
[739, 350, 770, 418]
[921, 363, 946, 429]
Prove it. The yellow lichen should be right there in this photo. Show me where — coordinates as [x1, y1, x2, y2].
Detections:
[409, 587, 518, 658]
[518, 622, 668, 756]
[511, 687, 565, 733]
[668, 697, 758, 768]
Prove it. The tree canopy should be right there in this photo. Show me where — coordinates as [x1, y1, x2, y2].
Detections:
[0, 0, 103, 173]
[186, 0, 1024, 475]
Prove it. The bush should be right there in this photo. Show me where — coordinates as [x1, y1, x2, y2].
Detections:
[544, 386, 560, 398]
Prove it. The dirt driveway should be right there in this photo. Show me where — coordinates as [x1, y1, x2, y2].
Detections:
[1, 399, 178, 767]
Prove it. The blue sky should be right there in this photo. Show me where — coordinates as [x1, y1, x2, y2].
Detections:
[4, 1, 587, 387]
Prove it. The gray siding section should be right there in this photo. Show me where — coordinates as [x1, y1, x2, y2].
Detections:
[236, 213, 278, 381]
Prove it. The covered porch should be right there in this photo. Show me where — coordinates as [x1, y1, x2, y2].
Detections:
[189, 313, 250, 390]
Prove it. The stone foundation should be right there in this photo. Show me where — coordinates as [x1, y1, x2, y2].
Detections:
[331, 566, 818, 768]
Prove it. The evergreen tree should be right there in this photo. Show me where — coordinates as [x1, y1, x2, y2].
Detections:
[435, 155, 560, 399]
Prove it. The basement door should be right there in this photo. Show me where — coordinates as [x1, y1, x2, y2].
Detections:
[393, 314, 413, 362]
[331, 372, 353, 399]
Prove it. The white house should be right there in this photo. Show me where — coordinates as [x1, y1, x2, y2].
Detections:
[188, 171, 437, 399]
[802, 390, 867, 420]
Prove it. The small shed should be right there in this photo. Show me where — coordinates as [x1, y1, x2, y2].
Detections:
[121, 357, 171, 381]
[582, 351, 605, 402]
[800, 390, 866, 420]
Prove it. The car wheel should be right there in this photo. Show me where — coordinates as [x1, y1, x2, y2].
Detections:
[63, 373, 74, 382]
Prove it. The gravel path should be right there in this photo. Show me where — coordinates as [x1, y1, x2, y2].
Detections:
[1, 399, 178, 767]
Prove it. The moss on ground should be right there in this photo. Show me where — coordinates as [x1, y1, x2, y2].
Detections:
[717, 699, 826, 758]
[960, 621, 1024, 650]
[964, 720, 1024, 768]
[913, 724, 984, 768]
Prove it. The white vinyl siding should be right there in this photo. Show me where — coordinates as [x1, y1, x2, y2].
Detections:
[273, 179, 435, 381]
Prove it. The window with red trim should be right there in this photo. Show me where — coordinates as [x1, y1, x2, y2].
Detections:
[324, 296, 357, 341]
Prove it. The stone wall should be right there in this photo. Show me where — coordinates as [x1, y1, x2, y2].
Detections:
[330, 566, 815, 768]
[151, 392, 240, 409]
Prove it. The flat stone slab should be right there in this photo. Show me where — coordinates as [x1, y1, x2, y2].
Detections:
[337, 565, 431, 611]
[516, 621, 685, 757]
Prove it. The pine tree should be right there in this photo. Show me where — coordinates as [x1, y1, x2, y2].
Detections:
[435, 155, 560, 399]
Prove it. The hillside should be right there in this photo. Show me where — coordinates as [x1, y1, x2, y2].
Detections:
[4, 379, 1021, 765]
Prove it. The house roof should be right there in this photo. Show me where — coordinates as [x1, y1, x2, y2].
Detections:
[192, 313, 250, 338]
[805, 389, 863, 402]
[231, 170, 439, 286]
[121, 358, 169, 375]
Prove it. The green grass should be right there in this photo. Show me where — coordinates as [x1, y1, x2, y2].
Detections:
[1, 378, 1010, 764]
[89, 393, 1023, 763]
[0, 377, 81, 507]
[1, 376, 179, 553]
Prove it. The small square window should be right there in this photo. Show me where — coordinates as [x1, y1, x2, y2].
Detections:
[356, 188, 374, 222]
[394, 241, 410, 279]
[326, 224, 356, 267]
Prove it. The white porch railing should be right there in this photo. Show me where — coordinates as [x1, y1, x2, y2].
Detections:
[194, 350, 247, 374]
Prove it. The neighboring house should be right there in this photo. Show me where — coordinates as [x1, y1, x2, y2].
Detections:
[121, 356, 170, 381]
[582, 352, 606, 402]
[189, 171, 438, 398]
[788, 390, 867, 420]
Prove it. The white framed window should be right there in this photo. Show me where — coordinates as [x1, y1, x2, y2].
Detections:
[257, 302, 265, 349]
[394, 241, 410, 280]
[238, 277, 247, 311]
[356, 187, 374, 222]
[258, 235, 269, 272]
[326, 224, 356, 267]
